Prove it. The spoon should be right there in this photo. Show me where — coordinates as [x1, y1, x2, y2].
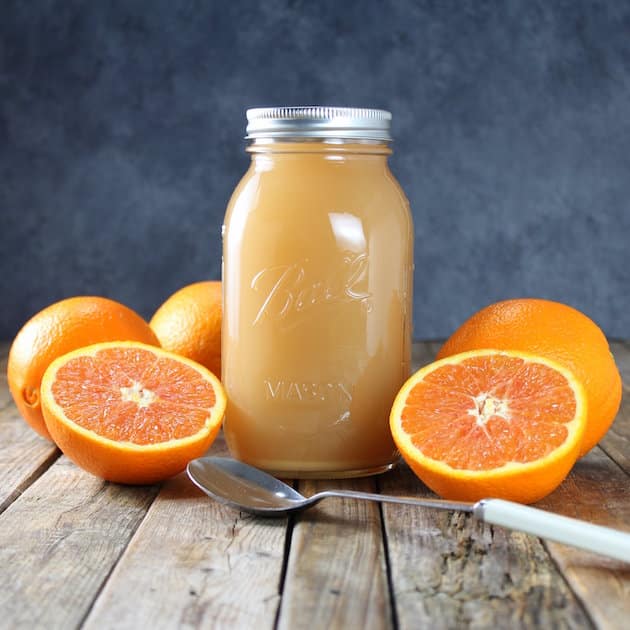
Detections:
[187, 456, 630, 562]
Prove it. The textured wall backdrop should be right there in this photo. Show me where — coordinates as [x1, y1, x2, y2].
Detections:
[1, 0, 629, 339]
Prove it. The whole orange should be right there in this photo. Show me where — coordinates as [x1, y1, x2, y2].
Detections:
[7, 296, 160, 440]
[436, 298, 622, 456]
[149, 281, 222, 378]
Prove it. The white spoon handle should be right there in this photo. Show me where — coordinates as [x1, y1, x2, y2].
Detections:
[475, 499, 630, 562]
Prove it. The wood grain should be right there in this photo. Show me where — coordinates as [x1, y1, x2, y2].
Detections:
[84, 437, 287, 629]
[0, 456, 158, 628]
[0, 402, 59, 514]
[0, 343, 59, 514]
[277, 476, 392, 630]
[379, 462, 592, 629]
[537, 447, 630, 629]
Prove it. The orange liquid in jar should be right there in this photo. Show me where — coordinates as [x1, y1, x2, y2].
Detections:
[222, 115, 413, 478]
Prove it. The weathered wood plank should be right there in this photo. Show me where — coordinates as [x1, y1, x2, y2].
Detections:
[84, 436, 287, 629]
[537, 447, 630, 630]
[0, 341, 60, 514]
[380, 462, 592, 629]
[0, 347, 59, 513]
[0, 402, 59, 514]
[277, 476, 392, 630]
[0, 456, 158, 628]
[599, 342, 630, 474]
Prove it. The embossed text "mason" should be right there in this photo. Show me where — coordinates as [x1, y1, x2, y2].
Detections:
[264, 380, 353, 403]
[251, 253, 371, 324]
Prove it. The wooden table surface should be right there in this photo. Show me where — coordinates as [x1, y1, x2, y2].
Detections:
[0, 340, 629, 629]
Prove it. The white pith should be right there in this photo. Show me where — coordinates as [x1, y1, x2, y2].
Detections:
[468, 393, 511, 437]
[119, 381, 158, 408]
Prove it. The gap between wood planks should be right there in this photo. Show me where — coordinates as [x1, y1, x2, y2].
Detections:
[376, 484, 400, 630]
[0, 448, 61, 516]
[274, 497, 297, 628]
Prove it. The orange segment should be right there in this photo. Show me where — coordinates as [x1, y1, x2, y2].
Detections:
[40, 341, 227, 484]
[390, 349, 587, 503]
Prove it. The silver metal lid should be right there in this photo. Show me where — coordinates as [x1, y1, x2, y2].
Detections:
[245, 106, 392, 141]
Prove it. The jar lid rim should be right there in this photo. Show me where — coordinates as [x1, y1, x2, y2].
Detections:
[245, 106, 392, 141]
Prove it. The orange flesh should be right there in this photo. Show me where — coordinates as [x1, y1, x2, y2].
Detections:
[401, 355, 576, 470]
[51, 347, 217, 444]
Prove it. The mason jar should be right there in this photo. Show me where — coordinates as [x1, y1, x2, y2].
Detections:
[222, 106, 413, 478]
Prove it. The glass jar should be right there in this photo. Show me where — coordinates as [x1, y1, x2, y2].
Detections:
[222, 107, 413, 478]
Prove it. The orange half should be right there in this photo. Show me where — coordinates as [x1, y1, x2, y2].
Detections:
[390, 349, 587, 503]
[40, 341, 227, 484]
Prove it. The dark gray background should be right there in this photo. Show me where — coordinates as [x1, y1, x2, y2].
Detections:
[1, 0, 629, 340]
